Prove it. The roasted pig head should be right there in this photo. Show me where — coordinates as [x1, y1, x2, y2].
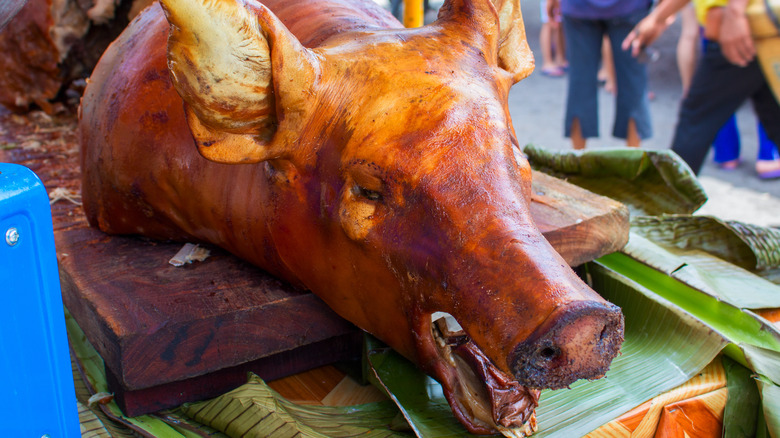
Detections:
[79, 0, 624, 434]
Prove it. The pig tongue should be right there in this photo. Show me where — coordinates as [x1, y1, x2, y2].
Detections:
[451, 341, 539, 434]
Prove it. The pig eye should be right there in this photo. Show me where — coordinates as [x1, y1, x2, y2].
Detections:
[352, 184, 383, 202]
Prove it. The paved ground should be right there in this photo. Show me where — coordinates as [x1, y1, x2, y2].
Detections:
[511, 0, 778, 191]
[507, 1, 780, 226]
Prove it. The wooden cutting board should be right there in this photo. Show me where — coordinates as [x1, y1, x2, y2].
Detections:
[57, 226, 364, 415]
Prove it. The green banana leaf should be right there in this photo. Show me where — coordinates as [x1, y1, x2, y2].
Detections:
[742, 344, 780, 438]
[365, 335, 484, 438]
[743, 348, 780, 438]
[597, 253, 780, 365]
[622, 233, 780, 309]
[180, 373, 406, 438]
[631, 215, 780, 272]
[722, 356, 761, 438]
[758, 380, 780, 438]
[536, 262, 728, 436]
[522, 145, 707, 216]
[365, 261, 727, 438]
[595, 252, 780, 436]
[761, 406, 773, 438]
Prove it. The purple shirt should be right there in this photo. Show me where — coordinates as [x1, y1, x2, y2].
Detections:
[561, 0, 652, 20]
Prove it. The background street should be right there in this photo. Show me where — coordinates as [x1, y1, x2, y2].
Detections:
[506, 1, 780, 226]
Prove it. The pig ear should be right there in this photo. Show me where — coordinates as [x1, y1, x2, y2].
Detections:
[438, 0, 534, 84]
[159, 0, 319, 163]
[491, 0, 535, 82]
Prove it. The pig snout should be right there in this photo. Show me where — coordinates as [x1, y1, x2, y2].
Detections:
[508, 300, 624, 389]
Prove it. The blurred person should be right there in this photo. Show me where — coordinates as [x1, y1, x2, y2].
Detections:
[623, 0, 780, 177]
[698, 33, 780, 178]
[547, 0, 653, 150]
[540, 0, 568, 77]
[676, 5, 780, 178]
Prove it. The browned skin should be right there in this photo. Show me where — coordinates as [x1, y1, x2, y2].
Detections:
[80, 0, 623, 434]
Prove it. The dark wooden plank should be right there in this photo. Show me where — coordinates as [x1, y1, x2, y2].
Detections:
[58, 226, 359, 392]
[530, 170, 629, 267]
[106, 333, 362, 416]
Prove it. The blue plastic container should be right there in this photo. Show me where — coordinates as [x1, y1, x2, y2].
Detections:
[0, 163, 80, 437]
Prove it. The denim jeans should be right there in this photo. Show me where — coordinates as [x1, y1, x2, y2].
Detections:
[562, 8, 652, 140]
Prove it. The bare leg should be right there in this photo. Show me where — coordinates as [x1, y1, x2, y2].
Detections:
[540, 23, 555, 71]
[756, 122, 780, 178]
[626, 118, 640, 147]
[540, 22, 563, 75]
[599, 36, 616, 94]
[677, 4, 699, 96]
[571, 117, 586, 149]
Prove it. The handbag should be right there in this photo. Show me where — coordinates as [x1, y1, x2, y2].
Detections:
[748, 0, 780, 100]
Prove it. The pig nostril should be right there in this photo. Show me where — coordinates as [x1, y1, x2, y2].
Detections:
[538, 346, 560, 361]
[599, 325, 609, 343]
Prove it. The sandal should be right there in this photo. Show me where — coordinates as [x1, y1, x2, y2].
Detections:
[541, 66, 564, 77]
[756, 159, 780, 179]
[716, 159, 740, 170]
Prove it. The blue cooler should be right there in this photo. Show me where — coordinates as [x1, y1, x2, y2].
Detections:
[0, 163, 79, 437]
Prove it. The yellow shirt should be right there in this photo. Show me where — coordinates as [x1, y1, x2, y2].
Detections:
[694, 0, 779, 38]
[694, 0, 728, 25]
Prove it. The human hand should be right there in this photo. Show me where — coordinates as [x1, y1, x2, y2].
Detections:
[622, 14, 670, 57]
[719, 2, 756, 66]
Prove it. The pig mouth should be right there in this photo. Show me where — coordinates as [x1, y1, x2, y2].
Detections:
[430, 312, 539, 437]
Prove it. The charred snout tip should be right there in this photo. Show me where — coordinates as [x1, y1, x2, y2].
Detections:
[508, 301, 624, 390]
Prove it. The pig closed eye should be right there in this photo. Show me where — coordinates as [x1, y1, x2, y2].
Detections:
[352, 184, 383, 202]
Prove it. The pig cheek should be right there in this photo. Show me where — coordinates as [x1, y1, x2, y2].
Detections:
[512, 148, 533, 196]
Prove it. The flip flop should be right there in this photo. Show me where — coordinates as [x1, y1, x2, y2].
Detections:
[716, 159, 740, 170]
[541, 67, 564, 77]
[758, 168, 780, 179]
[756, 159, 780, 179]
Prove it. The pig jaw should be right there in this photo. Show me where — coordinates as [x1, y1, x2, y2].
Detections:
[418, 301, 623, 436]
[425, 314, 540, 436]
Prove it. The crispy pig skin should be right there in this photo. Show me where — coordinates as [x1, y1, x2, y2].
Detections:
[79, 0, 623, 434]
